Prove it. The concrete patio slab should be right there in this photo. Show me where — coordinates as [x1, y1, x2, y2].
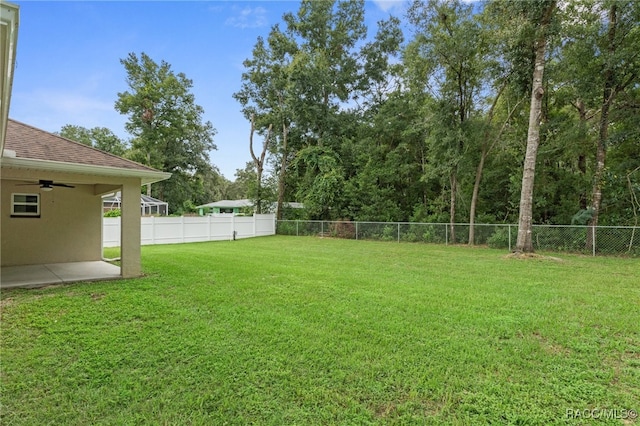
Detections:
[1, 261, 121, 289]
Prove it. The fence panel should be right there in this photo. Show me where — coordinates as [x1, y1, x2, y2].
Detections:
[357, 222, 398, 242]
[183, 217, 212, 243]
[103, 214, 275, 247]
[103, 218, 121, 247]
[596, 226, 640, 255]
[234, 216, 255, 239]
[531, 225, 588, 254]
[255, 214, 277, 236]
[275, 220, 638, 257]
[274, 220, 324, 236]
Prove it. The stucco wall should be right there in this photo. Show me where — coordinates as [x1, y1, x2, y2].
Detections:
[1, 180, 102, 266]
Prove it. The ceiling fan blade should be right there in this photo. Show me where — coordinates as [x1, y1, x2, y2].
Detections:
[15, 180, 75, 189]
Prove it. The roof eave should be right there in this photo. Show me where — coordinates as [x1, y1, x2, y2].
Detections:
[0, 156, 171, 185]
[0, 2, 20, 154]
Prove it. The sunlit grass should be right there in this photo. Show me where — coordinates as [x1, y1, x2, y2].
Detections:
[2, 236, 639, 425]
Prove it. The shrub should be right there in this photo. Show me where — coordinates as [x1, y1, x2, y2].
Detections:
[487, 228, 510, 249]
[104, 208, 121, 218]
[382, 225, 397, 241]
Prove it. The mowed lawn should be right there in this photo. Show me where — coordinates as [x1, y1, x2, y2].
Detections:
[1, 236, 638, 425]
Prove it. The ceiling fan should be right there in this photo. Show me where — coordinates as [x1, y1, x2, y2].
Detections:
[17, 180, 75, 191]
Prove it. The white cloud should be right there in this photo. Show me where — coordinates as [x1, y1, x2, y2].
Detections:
[225, 6, 268, 29]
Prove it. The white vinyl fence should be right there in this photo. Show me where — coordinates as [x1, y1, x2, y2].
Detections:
[103, 214, 275, 247]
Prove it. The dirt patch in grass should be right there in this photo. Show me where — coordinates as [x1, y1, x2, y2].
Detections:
[0, 297, 15, 313]
[532, 331, 571, 356]
[505, 252, 564, 262]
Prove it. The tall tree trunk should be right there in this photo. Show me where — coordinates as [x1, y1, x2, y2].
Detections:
[449, 170, 457, 244]
[468, 97, 523, 245]
[146, 151, 152, 196]
[587, 4, 618, 249]
[248, 115, 271, 215]
[515, 1, 556, 253]
[276, 123, 289, 220]
[469, 149, 486, 245]
[571, 99, 590, 210]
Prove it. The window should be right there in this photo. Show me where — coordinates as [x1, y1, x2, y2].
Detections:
[11, 193, 40, 217]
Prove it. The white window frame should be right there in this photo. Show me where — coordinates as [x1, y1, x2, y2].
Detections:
[11, 193, 40, 217]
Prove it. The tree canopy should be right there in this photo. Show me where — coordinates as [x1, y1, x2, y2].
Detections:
[115, 52, 218, 213]
[59, 0, 639, 235]
[234, 0, 638, 237]
[58, 125, 128, 157]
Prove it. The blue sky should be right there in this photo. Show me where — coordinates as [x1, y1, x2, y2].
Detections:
[9, 0, 408, 179]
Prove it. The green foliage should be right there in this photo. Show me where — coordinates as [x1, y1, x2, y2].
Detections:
[571, 208, 594, 225]
[294, 146, 345, 219]
[103, 208, 121, 218]
[115, 52, 217, 214]
[78, 0, 640, 226]
[58, 125, 128, 156]
[487, 227, 511, 249]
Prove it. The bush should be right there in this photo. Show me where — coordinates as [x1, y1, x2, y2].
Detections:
[487, 227, 510, 249]
[104, 208, 121, 217]
[382, 225, 397, 241]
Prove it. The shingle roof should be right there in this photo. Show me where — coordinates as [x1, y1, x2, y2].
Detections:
[195, 199, 304, 209]
[4, 119, 158, 172]
[197, 199, 254, 209]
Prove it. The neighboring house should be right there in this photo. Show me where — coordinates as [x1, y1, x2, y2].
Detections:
[196, 199, 304, 216]
[103, 191, 169, 216]
[197, 199, 254, 215]
[1, 119, 170, 279]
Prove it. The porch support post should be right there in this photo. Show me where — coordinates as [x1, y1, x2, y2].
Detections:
[120, 179, 142, 278]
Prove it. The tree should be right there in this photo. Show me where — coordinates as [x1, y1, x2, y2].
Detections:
[58, 124, 127, 156]
[236, 0, 380, 220]
[115, 52, 217, 213]
[248, 115, 273, 213]
[513, 0, 557, 253]
[407, 0, 488, 242]
[558, 1, 640, 241]
[281, 0, 368, 219]
[234, 28, 297, 220]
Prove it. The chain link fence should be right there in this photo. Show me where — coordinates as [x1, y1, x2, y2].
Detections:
[276, 220, 640, 257]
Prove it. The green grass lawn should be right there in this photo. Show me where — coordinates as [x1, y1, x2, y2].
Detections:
[1, 236, 639, 425]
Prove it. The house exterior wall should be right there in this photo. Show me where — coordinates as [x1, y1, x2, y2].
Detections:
[1, 179, 102, 266]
